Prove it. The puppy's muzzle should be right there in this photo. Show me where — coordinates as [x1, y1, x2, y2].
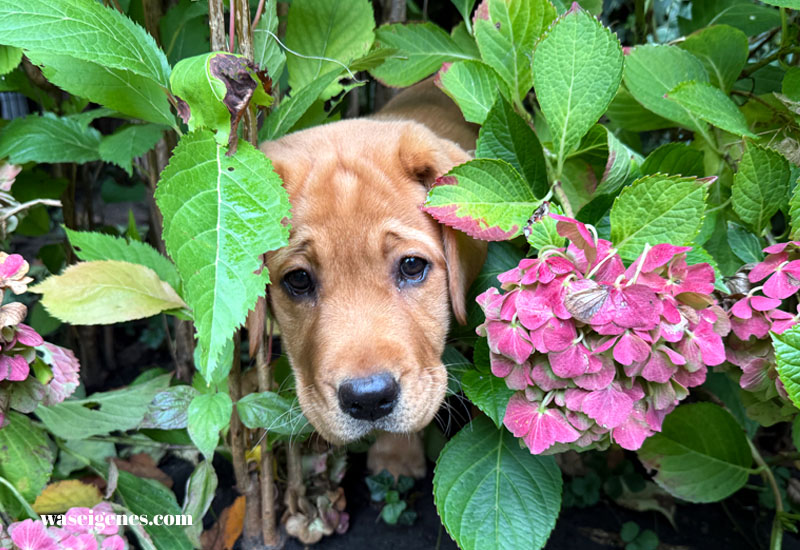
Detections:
[337, 372, 399, 421]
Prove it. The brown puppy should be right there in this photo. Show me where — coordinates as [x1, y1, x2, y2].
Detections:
[255, 80, 486, 477]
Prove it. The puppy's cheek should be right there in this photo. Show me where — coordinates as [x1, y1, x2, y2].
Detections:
[405, 363, 448, 431]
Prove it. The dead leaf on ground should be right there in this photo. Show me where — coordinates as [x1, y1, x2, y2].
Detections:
[33, 479, 103, 514]
[200, 495, 245, 550]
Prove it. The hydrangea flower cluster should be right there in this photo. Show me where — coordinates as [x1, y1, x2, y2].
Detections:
[724, 241, 800, 399]
[476, 214, 730, 454]
[0, 502, 128, 550]
[0, 252, 80, 426]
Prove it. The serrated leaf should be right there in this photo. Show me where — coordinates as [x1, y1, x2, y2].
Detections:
[141, 385, 198, 429]
[260, 70, 342, 141]
[666, 81, 755, 138]
[772, 326, 800, 410]
[159, 0, 209, 65]
[679, 25, 748, 93]
[462, 370, 514, 428]
[476, 96, 548, 198]
[474, 0, 556, 103]
[526, 205, 566, 249]
[605, 87, 674, 132]
[0, 113, 101, 164]
[610, 174, 708, 260]
[0, 45, 22, 75]
[188, 392, 231, 459]
[423, 159, 540, 241]
[640, 143, 704, 177]
[30, 260, 186, 324]
[0, 0, 169, 86]
[35, 374, 172, 439]
[182, 460, 217, 546]
[732, 142, 790, 234]
[155, 130, 290, 380]
[252, 0, 285, 81]
[437, 61, 502, 124]
[33, 480, 102, 514]
[65, 229, 180, 293]
[371, 22, 479, 87]
[99, 124, 165, 176]
[790, 177, 800, 240]
[433, 416, 562, 550]
[533, 6, 623, 170]
[727, 222, 764, 264]
[285, 0, 374, 98]
[638, 403, 751, 503]
[0, 411, 53, 504]
[623, 44, 709, 133]
[236, 391, 313, 439]
[26, 51, 175, 128]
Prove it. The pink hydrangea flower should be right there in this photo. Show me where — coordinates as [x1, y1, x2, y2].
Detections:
[8, 519, 59, 550]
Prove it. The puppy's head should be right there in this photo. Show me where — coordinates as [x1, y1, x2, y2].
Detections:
[255, 120, 486, 443]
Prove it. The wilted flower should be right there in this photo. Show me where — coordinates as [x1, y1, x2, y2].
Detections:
[0, 253, 33, 296]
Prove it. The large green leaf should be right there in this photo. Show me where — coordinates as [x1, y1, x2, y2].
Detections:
[623, 45, 709, 133]
[237, 391, 314, 439]
[727, 222, 764, 265]
[0, 113, 101, 164]
[35, 374, 172, 439]
[0, 0, 169, 86]
[26, 51, 175, 128]
[260, 70, 342, 141]
[0, 412, 53, 504]
[64, 228, 180, 293]
[252, 0, 285, 81]
[423, 159, 540, 241]
[666, 81, 755, 138]
[732, 142, 790, 234]
[772, 326, 800, 410]
[284, 0, 374, 97]
[371, 22, 479, 87]
[187, 392, 232, 459]
[99, 124, 165, 176]
[639, 143, 705, 178]
[0, 45, 22, 75]
[30, 260, 186, 324]
[679, 25, 748, 93]
[679, 0, 781, 37]
[433, 416, 562, 550]
[462, 369, 514, 429]
[533, 6, 623, 171]
[610, 174, 708, 260]
[476, 96, 548, 198]
[155, 130, 290, 381]
[605, 87, 674, 132]
[638, 403, 752, 503]
[474, 0, 556, 103]
[437, 61, 502, 124]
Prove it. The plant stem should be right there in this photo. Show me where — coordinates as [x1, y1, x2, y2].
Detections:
[258, 313, 279, 547]
[749, 439, 784, 550]
[208, 0, 227, 51]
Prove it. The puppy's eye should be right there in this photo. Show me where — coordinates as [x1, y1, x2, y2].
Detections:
[399, 256, 428, 283]
[283, 269, 314, 297]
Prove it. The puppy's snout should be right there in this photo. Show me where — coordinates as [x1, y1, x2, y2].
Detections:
[337, 372, 399, 421]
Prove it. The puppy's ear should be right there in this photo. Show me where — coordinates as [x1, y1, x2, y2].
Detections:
[398, 126, 488, 325]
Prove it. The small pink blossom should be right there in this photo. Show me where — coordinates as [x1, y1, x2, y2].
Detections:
[8, 519, 59, 550]
[504, 394, 580, 454]
[761, 259, 800, 299]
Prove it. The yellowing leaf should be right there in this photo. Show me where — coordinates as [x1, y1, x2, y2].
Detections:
[31, 260, 187, 324]
[33, 480, 103, 514]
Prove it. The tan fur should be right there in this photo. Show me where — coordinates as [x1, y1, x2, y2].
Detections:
[256, 80, 487, 466]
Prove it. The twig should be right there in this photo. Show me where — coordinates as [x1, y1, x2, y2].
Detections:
[750, 439, 784, 550]
[251, 0, 267, 31]
[0, 198, 61, 221]
[208, 0, 227, 51]
[259, 313, 279, 546]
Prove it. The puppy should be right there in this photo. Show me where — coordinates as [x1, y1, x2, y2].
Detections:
[254, 79, 487, 477]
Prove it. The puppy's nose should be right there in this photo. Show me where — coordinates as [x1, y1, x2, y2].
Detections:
[337, 372, 399, 421]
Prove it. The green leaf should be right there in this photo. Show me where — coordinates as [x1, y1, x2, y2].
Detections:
[187, 392, 231, 459]
[610, 174, 708, 260]
[461, 370, 514, 428]
[99, 124, 164, 176]
[0, 0, 169, 86]
[30, 260, 186, 325]
[680, 0, 781, 37]
[65, 228, 181, 292]
[0, 113, 101, 164]
[116, 471, 193, 550]
[26, 51, 175, 127]
[0, 411, 53, 503]
[450, 0, 477, 31]
[434, 416, 562, 550]
[371, 22, 479, 87]
[0, 45, 22, 75]
[260, 70, 341, 141]
[605, 87, 674, 132]
[592, 126, 637, 197]
[526, 206, 566, 250]
[732, 142, 790, 234]
[772, 326, 800, 410]
[726, 222, 764, 264]
[760, 0, 800, 7]
[141, 385, 198, 429]
[285, 0, 374, 97]
[437, 61, 502, 124]
[159, 0, 209, 65]
[623, 45, 709, 133]
[474, 0, 556, 103]
[533, 6, 623, 170]
[35, 374, 172, 439]
[666, 81, 755, 138]
[423, 159, 540, 241]
[783, 67, 800, 102]
[640, 143, 704, 178]
[155, 130, 290, 380]
[476, 96, 548, 198]
[181, 460, 217, 547]
[252, 0, 285, 81]
[637, 403, 752, 503]
[790, 178, 800, 240]
[236, 391, 314, 439]
[679, 25, 748, 93]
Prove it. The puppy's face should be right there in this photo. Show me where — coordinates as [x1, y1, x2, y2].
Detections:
[260, 120, 481, 443]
